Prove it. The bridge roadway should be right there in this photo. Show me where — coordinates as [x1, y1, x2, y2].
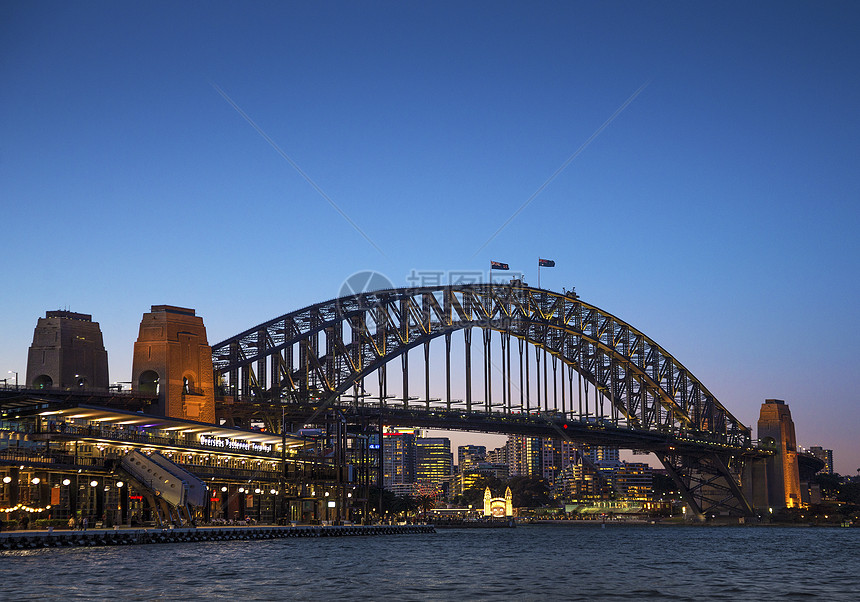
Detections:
[270, 398, 770, 460]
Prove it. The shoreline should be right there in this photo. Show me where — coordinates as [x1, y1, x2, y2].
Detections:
[0, 524, 435, 551]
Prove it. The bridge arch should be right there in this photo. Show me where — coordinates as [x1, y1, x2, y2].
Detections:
[211, 283, 758, 518]
[211, 283, 748, 447]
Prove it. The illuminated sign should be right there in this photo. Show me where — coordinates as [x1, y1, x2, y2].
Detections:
[199, 435, 272, 453]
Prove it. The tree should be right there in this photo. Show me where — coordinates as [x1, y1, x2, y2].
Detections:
[813, 472, 842, 499]
[416, 495, 436, 520]
[454, 474, 504, 508]
[367, 486, 397, 517]
[507, 475, 555, 508]
[837, 482, 860, 505]
[651, 473, 676, 498]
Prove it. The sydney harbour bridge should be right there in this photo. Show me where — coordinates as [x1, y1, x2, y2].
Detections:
[210, 282, 765, 520]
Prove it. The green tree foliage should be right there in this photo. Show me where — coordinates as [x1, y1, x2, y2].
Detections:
[651, 473, 676, 497]
[452, 474, 505, 508]
[367, 486, 397, 515]
[507, 475, 555, 508]
[837, 482, 860, 505]
[813, 472, 843, 498]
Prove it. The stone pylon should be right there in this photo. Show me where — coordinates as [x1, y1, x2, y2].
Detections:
[755, 399, 802, 510]
[26, 311, 109, 390]
[131, 305, 215, 424]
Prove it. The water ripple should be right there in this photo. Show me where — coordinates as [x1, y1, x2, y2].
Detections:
[1, 526, 859, 600]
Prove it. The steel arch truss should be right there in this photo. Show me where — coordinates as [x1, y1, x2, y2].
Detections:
[211, 284, 750, 449]
[656, 451, 754, 520]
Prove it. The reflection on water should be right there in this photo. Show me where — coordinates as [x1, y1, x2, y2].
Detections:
[1, 525, 858, 600]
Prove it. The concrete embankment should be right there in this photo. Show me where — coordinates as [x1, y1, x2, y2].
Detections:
[0, 524, 435, 550]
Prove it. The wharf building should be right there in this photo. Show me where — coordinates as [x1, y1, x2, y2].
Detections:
[1, 308, 360, 528]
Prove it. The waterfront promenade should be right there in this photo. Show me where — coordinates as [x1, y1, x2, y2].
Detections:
[0, 523, 434, 550]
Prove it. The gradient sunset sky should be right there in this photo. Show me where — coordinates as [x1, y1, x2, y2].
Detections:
[2, 2, 858, 473]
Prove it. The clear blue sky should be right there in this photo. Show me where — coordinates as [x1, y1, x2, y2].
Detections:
[2, 1, 859, 473]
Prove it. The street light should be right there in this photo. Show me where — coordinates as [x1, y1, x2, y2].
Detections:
[62, 479, 71, 486]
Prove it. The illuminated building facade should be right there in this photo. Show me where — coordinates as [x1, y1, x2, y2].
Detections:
[482, 486, 513, 517]
[581, 445, 619, 464]
[415, 437, 452, 490]
[0, 400, 342, 527]
[553, 462, 599, 500]
[486, 444, 508, 466]
[611, 462, 653, 500]
[507, 435, 541, 477]
[3, 307, 362, 529]
[457, 445, 486, 472]
[540, 439, 577, 484]
[382, 428, 417, 490]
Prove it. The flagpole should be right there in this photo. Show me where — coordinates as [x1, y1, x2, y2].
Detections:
[538, 259, 541, 290]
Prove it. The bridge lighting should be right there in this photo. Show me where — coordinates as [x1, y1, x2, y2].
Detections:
[62, 479, 71, 486]
[90, 480, 98, 487]
[31, 477, 40, 485]
[116, 481, 124, 488]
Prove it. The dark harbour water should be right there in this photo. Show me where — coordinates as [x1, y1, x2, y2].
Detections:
[1, 524, 858, 600]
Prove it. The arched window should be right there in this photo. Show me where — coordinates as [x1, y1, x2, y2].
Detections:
[33, 375, 53, 389]
[139, 370, 159, 395]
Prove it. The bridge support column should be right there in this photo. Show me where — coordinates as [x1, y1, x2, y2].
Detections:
[656, 451, 754, 520]
[754, 399, 802, 511]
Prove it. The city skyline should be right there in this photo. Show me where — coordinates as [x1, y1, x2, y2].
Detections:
[2, 2, 859, 473]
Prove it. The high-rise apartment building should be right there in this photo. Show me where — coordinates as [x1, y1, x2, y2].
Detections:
[416, 437, 453, 489]
[457, 445, 486, 471]
[612, 462, 653, 500]
[507, 435, 542, 477]
[382, 428, 418, 490]
[808, 446, 834, 474]
[581, 445, 620, 464]
[487, 444, 508, 466]
[540, 439, 577, 484]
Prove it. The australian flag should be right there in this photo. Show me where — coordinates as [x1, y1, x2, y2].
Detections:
[490, 261, 510, 270]
[539, 258, 555, 267]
